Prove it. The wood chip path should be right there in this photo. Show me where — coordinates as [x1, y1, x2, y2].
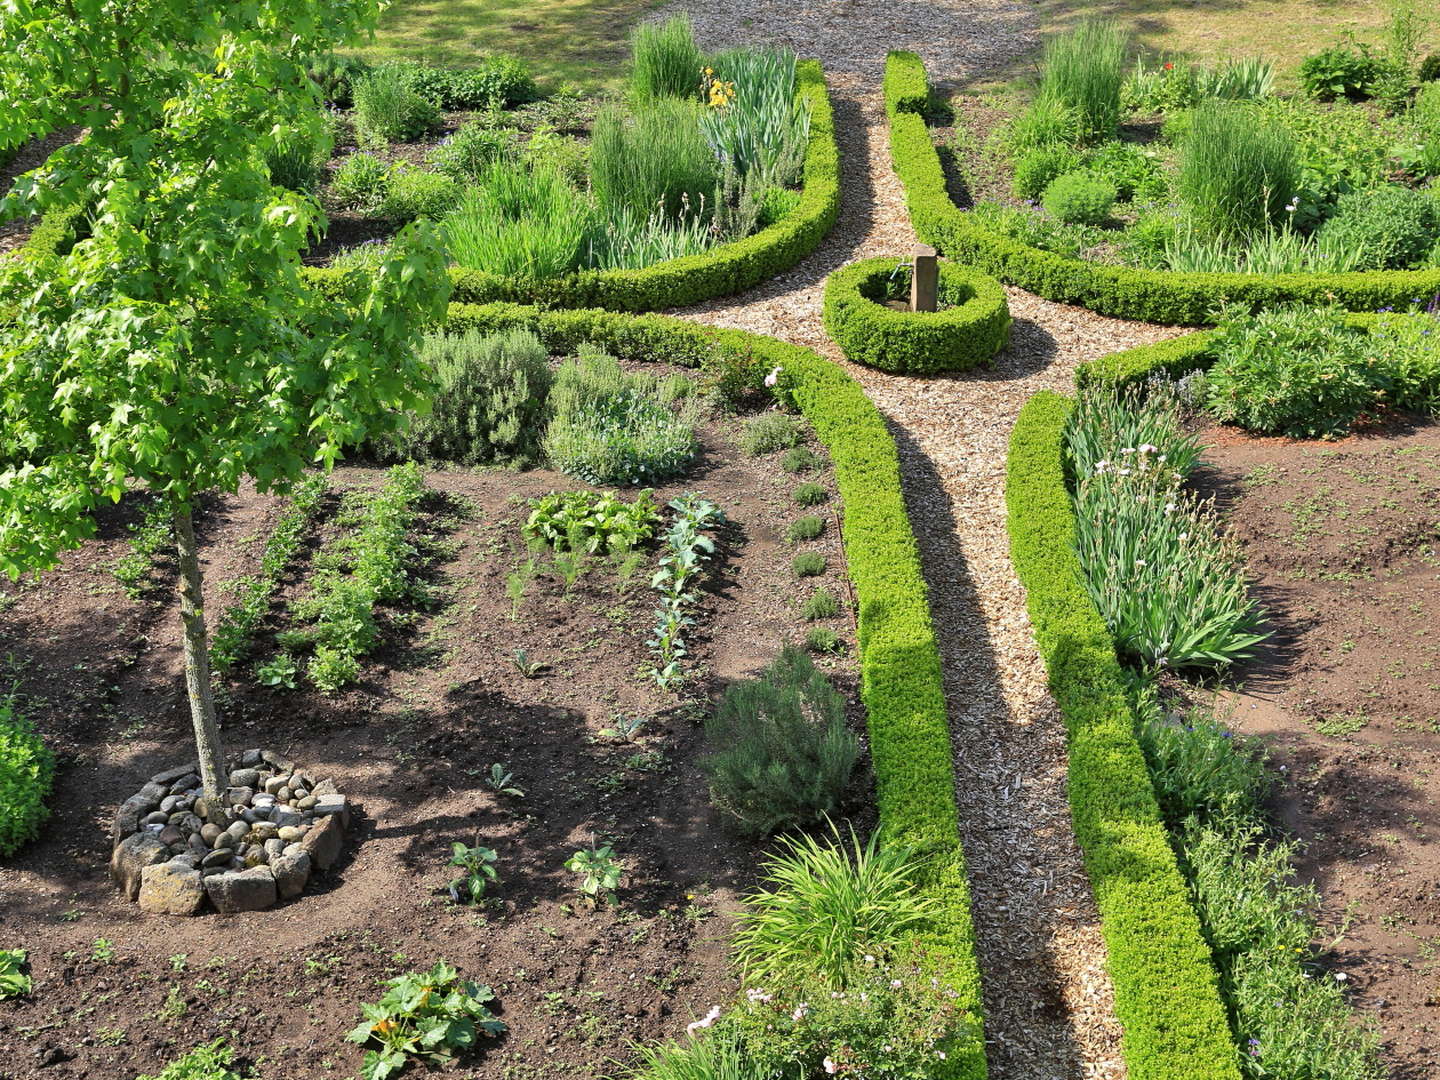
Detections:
[662, 3, 1186, 1076]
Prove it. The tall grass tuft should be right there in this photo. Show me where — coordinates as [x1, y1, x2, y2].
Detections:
[1038, 21, 1129, 143]
[732, 824, 937, 988]
[590, 99, 719, 221]
[443, 164, 594, 279]
[630, 14, 703, 103]
[352, 64, 439, 146]
[587, 201, 716, 270]
[1177, 101, 1298, 239]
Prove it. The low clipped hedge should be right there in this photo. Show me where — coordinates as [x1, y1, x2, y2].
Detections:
[1074, 312, 1383, 390]
[440, 300, 987, 1079]
[302, 61, 840, 313]
[885, 50, 1440, 325]
[884, 49, 928, 118]
[822, 256, 1011, 374]
[0, 694, 55, 859]
[1006, 393, 1241, 1080]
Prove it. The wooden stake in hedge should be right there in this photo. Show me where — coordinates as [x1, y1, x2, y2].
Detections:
[0, 0, 451, 797]
[911, 244, 939, 312]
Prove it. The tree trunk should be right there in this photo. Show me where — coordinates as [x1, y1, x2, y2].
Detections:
[173, 504, 226, 798]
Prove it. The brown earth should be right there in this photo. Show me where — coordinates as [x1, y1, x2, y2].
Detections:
[1199, 420, 1440, 1079]
[0, 396, 865, 1080]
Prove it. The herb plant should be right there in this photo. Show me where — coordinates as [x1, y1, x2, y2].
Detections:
[646, 495, 727, 688]
[447, 841, 500, 904]
[565, 843, 623, 905]
[484, 763, 524, 798]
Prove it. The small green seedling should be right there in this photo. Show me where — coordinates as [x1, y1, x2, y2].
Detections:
[448, 841, 500, 904]
[782, 446, 820, 474]
[598, 714, 648, 742]
[485, 763, 524, 798]
[565, 843, 623, 906]
[256, 652, 300, 689]
[511, 649, 550, 678]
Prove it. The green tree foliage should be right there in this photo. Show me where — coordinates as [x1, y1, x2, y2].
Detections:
[0, 0, 450, 795]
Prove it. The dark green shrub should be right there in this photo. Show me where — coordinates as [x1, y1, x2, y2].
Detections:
[792, 552, 826, 577]
[428, 122, 517, 182]
[760, 185, 803, 227]
[782, 446, 820, 474]
[544, 345, 698, 485]
[793, 481, 828, 506]
[1205, 306, 1381, 437]
[379, 167, 462, 222]
[1316, 185, 1440, 270]
[1177, 102, 1297, 239]
[330, 152, 389, 211]
[384, 58, 536, 109]
[702, 645, 857, 834]
[805, 626, 842, 653]
[0, 694, 54, 858]
[802, 587, 840, 620]
[590, 99, 718, 220]
[1041, 172, 1116, 225]
[787, 515, 825, 543]
[1298, 43, 1380, 101]
[1421, 53, 1440, 82]
[135, 1040, 249, 1080]
[741, 413, 804, 455]
[353, 65, 440, 146]
[1082, 140, 1166, 201]
[1012, 146, 1083, 201]
[1038, 21, 1129, 143]
[630, 14, 703, 102]
[307, 54, 371, 108]
[373, 328, 552, 467]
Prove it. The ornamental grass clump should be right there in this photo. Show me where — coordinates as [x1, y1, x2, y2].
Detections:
[702, 645, 857, 834]
[591, 99, 718, 221]
[352, 64, 440, 146]
[629, 14, 704, 103]
[1065, 387, 1267, 669]
[443, 165, 595, 279]
[1177, 101, 1298, 239]
[1037, 21, 1129, 144]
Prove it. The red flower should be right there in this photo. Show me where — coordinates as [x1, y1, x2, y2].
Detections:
[1163, 61, 1174, 70]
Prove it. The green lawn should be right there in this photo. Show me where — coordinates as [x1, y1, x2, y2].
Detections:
[357, 0, 666, 92]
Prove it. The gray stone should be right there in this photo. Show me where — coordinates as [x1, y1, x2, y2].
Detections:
[270, 804, 302, 828]
[112, 794, 153, 841]
[276, 786, 292, 803]
[200, 823, 223, 845]
[138, 862, 206, 916]
[311, 794, 349, 828]
[170, 851, 201, 869]
[159, 795, 181, 814]
[277, 825, 306, 843]
[300, 813, 343, 870]
[138, 781, 168, 804]
[310, 778, 338, 797]
[224, 786, 254, 807]
[201, 848, 234, 868]
[271, 849, 311, 900]
[296, 796, 318, 811]
[225, 820, 250, 841]
[291, 786, 310, 802]
[167, 811, 190, 826]
[262, 774, 288, 796]
[239, 749, 264, 767]
[158, 824, 184, 847]
[261, 750, 294, 773]
[204, 866, 276, 913]
[111, 833, 168, 900]
[143, 810, 170, 826]
[149, 763, 199, 786]
[282, 841, 304, 857]
[213, 831, 236, 850]
[180, 813, 203, 832]
[188, 833, 208, 855]
[228, 768, 260, 789]
[249, 822, 279, 843]
[249, 806, 272, 822]
[168, 775, 200, 795]
[264, 838, 286, 861]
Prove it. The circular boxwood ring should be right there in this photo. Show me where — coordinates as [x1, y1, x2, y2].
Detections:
[823, 256, 1011, 374]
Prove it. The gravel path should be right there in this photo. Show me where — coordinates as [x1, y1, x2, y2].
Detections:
[661, 3, 1185, 1077]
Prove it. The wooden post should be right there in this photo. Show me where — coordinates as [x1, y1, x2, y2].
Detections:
[911, 244, 938, 312]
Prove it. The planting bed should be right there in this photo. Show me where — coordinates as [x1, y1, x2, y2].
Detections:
[1193, 422, 1440, 1077]
[0, 387, 864, 1077]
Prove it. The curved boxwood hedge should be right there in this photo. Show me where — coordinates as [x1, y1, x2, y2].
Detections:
[1074, 313, 1383, 390]
[822, 256, 1011, 374]
[438, 300, 988, 1078]
[1006, 392, 1242, 1080]
[885, 50, 1440, 326]
[301, 61, 840, 313]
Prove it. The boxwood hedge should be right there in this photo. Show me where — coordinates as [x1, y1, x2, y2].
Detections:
[822, 256, 1011, 374]
[885, 50, 1440, 325]
[439, 299, 988, 1078]
[301, 61, 840, 313]
[1006, 392, 1242, 1080]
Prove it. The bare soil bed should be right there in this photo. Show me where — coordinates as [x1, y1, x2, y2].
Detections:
[0, 401, 864, 1079]
[1196, 420, 1440, 1079]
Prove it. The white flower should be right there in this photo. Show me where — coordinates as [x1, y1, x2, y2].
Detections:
[890, 979, 903, 988]
[686, 1005, 722, 1035]
[1135, 559, 1147, 568]
[863, 954, 876, 965]
[1139, 443, 1159, 454]
[937, 1051, 947, 1060]
[1335, 972, 1348, 982]
[746, 988, 772, 1003]
[764, 366, 782, 388]
[1121, 447, 1136, 455]
[792, 1003, 809, 1021]
[824, 1058, 839, 1075]
[1164, 502, 1177, 514]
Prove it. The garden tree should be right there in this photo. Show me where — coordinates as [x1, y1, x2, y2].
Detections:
[0, 1, 451, 797]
